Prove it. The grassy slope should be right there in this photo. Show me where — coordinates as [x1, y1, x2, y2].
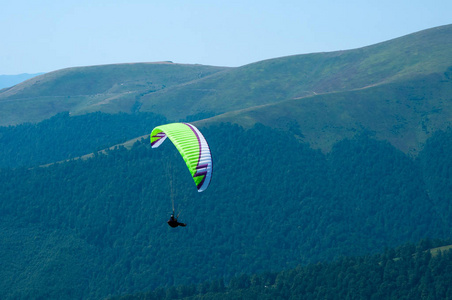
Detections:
[196, 71, 452, 154]
[0, 63, 228, 125]
[139, 24, 452, 123]
[1, 25, 451, 155]
[192, 25, 452, 154]
[2, 25, 451, 128]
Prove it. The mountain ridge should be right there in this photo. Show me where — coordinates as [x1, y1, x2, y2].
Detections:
[139, 23, 452, 120]
[1, 24, 451, 126]
[1, 24, 451, 156]
[0, 63, 229, 125]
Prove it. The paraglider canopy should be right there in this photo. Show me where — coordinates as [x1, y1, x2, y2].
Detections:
[150, 122, 212, 192]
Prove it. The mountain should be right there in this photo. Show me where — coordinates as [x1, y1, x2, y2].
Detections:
[1, 25, 451, 155]
[0, 63, 228, 125]
[143, 24, 452, 124]
[1, 24, 452, 299]
[194, 24, 452, 154]
[0, 73, 44, 90]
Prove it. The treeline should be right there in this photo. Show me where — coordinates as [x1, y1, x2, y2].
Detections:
[0, 111, 167, 168]
[0, 117, 452, 298]
[114, 241, 452, 300]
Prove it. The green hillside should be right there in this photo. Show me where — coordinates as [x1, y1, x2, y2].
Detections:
[1, 119, 451, 298]
[198, 70, 452, 154]
[1, 25, 451, 156]
[0, 63, 228, 125]
[0, 112, 167, 168]
[113, 241, 452, 300]
[0, 25, 452, 131]
[1, 24, 452, 299]
[139, 24, 452, 123]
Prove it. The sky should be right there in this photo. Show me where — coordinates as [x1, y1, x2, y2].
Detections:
[1, 0, 451, 75]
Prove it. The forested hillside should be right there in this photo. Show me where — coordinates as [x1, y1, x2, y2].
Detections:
[1, 24, 452, 300]
[1, 114, 451, 298]
[0, 112, 167, 168]
[113, 241, 452, 300]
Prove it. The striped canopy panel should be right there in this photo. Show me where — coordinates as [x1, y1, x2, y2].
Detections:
[150, 123, 212, 192]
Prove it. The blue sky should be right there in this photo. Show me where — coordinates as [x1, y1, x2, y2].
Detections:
[1, 0, 451, 74]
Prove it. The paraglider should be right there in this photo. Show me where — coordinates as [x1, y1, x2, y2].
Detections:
[150, 123, 212, 227]
[167, 214, 186, 228]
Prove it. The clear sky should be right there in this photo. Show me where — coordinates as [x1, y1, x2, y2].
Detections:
[1, 0, 451, 74]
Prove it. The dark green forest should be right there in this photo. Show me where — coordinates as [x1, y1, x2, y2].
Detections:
[113, 241, 452, 300]
[0, 112, 167, 168]
[1, 112, 451, 298]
